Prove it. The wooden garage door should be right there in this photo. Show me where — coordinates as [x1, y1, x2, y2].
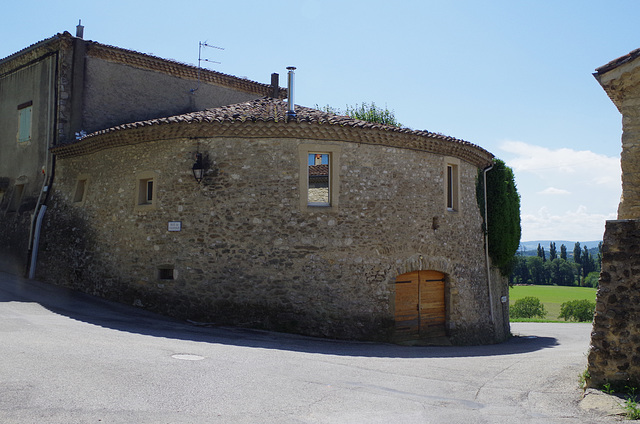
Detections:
[395, 270, 445, 339]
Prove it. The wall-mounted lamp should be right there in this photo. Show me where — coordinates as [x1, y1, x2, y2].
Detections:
[192, 153, 204, 183]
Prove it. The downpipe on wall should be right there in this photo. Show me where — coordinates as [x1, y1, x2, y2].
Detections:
[26, 51, 58, 279]
[28, 205, 47, 279]
[483, 163, 495, 325]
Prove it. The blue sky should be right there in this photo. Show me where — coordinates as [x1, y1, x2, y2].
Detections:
[2, 0, 636, 241]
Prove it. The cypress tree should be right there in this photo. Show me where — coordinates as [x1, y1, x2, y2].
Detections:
[477, 158, 521, 276]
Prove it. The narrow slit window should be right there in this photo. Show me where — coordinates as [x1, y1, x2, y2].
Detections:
[308, 153, 330, 206]
[446, 163, 459, 211]
[146, 180, 153, 203]
[17, 101, 32, 143]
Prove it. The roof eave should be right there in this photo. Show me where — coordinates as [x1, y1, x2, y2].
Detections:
[51, 119, 493, 168]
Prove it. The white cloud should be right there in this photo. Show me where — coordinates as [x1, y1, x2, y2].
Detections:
[538, 187, 570, 195]
[521, 206, 616, 242]
[497, 140, 621, 241]
[500, 140, 620, 181]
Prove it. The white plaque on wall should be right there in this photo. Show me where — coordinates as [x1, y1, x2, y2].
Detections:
[168, 221, 182, 232]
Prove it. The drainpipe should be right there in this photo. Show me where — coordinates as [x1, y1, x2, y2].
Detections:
[28, 206, 47, 279]
[26, 51, 58, 278]
[483, 163, 495, 326]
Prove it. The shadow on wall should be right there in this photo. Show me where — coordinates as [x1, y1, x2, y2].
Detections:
[0, 269, 558, 359]
[0, 255, 26, 277]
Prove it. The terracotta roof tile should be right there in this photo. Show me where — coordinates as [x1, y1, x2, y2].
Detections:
[70, 97, 470, 141]
[51, 99, 493, 168]
[595, 48, 640, 75]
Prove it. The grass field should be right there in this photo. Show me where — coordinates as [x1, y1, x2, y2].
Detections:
[509, 285, 597, 322]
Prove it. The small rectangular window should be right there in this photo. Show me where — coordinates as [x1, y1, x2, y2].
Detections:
[135, 172, 157, 210]
[308, 153, 330, 206]
[158, 266, 175, 280]
[138, 178, 154, 205]
[17, 102, 32, 143]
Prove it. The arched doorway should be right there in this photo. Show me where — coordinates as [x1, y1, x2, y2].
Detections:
[394, 270, 446, 340]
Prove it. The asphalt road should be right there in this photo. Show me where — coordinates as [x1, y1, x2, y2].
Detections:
[0, 270, 621, 423]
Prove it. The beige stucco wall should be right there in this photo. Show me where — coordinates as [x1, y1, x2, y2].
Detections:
[41, 135, 503, 344]
[0, 55, 56, 194]
[0, 53, 57, 267]
[81, 57, 261, 134]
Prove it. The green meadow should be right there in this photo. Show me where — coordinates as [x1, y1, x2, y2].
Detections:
[509, 285, 597, 322]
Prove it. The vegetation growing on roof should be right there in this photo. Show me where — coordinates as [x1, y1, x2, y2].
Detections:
[315, 102, 402, 127]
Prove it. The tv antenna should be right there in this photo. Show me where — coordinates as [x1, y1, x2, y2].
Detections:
[191, 41, 225, 93]
[199, 41, 224, 67]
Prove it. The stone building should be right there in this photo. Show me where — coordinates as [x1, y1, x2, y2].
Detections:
[43, 97, 508, 345]
[2, 28, 509, 345]
[589, 49, 640, 386]
[0, 26, 283, 275]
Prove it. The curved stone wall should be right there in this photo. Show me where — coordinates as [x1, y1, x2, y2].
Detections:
[40, 134, 505, 344]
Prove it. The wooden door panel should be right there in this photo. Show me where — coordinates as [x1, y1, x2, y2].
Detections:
[394, 273, 419, 335]
[419, 271, 445, 337]
[395, 270, 446, 340]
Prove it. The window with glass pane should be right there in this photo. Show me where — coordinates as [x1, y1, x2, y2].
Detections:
[308, 153, 330, 206]
[138, 178, 154, 205]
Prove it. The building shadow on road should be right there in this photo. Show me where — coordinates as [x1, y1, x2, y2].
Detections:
[0, 271, 558, 359]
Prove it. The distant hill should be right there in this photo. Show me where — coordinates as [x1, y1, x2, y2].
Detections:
[519, 240, 602, 257]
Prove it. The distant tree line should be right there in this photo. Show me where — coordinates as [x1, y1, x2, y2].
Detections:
[510, 241, 602, 287]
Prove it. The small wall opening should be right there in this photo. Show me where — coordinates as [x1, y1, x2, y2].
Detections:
[7, 184, 25, 213]
[157, 266, 175, 281]
[73, 179, 87, 203]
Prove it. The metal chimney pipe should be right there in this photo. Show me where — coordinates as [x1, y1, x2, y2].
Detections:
[76, 19, 84, 38]
[286, 66, 296, 120]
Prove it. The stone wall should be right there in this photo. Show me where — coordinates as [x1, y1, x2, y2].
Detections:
[589, 49, 640, 388]
[39, 135, 507, 344]
[588, 219, 640, 387]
